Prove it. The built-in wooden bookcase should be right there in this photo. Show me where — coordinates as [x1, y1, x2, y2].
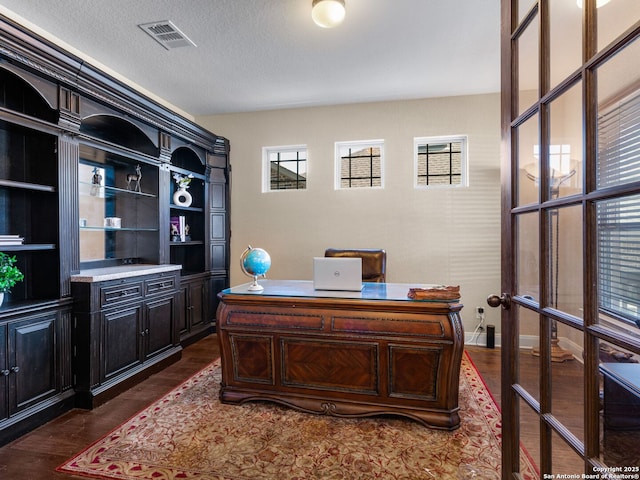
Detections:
[0, 71, 61, 304]
[0, 15, 229, 444]
[169, 146, 207, 275]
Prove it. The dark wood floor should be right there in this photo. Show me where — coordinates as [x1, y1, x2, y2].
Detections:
[0, 337, 581, 479]
[0, 334, 222, 480]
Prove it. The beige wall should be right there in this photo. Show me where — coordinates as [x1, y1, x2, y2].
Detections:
[197, 93, 502, 341]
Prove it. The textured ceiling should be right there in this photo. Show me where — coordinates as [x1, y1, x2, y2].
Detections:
[0, 0, 501, 116]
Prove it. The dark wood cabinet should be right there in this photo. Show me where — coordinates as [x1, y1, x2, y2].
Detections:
[0, 14, 229, 443]
[71, 267, 181, 408]
[0, 304, 74, 445]
[178, 273, 210, 345]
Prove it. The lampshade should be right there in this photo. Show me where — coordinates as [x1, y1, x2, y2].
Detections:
[312, 0, 346, 28]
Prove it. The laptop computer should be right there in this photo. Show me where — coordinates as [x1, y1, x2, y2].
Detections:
[313, 257, 363, 291]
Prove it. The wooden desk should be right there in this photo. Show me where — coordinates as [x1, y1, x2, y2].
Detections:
[216, 280, 464, 430]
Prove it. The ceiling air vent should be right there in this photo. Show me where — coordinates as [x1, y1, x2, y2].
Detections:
[138, 20, 196, 50]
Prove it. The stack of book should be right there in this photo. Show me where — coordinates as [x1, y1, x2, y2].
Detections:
[0, 234, 25, 246]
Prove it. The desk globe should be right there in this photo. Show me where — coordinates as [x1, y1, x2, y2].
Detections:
[240, 246, 271, 291]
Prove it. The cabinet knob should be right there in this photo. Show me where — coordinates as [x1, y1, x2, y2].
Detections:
[1, 369, 9, 376]
[10, 366, 19, 373]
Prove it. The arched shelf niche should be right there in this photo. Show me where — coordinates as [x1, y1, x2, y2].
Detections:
[0, 66, 57, 123]
[80, 114, 158, 157]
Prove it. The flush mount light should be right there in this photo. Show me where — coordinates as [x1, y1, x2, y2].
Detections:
[576, 0, 611, 8]
[312, 0, 346, 28]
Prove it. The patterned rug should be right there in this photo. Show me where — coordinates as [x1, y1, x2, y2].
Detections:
[57, 352, 538, 479]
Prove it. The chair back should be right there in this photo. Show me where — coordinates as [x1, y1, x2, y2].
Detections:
[324, 248, 386, 283]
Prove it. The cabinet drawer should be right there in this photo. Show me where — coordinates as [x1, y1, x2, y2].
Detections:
[145, 275, 177, 296]
[100, 281, 144, 307]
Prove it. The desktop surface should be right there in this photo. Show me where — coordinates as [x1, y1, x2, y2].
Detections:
[222, 279, 452, 302]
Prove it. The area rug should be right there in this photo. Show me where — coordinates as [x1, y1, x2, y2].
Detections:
[57, 352, 538, 479]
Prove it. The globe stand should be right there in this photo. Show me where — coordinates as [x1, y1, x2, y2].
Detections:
[248, 275, 264, 291]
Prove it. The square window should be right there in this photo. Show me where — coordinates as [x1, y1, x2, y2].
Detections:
[414, 136, 468, 188]
[335, 140, 384, 189]
[262, 145, 307, 192]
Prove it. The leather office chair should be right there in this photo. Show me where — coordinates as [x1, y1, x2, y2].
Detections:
[324, 248, 386, 283]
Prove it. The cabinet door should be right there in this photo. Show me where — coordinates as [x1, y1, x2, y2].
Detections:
[145, 295, 176, 359]
[103, 306, 143, 380]
[7, 313, 57, 415]
[0, 325, 6, 421]
[188, 280, 207, 329]
[177, 284, 188, 335]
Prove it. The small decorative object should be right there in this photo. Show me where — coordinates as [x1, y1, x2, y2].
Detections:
[170, 216, 189, 242]
[0, 252, 24, 306]
[240, 245, 271, 291]
[90, 167, 103, 196]
[407, 285, 460, 301]
[126, 164, 142, 192]
[173, 173, 194, 207]
[104, 217, 121, 228]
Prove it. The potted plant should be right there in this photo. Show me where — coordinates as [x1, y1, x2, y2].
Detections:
[0, 252, 24, 306]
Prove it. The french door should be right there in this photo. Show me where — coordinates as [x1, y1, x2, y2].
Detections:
[495, 0, 640, 478]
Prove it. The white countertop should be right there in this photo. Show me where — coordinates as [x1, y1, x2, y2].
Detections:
[71, 264, 182, 283]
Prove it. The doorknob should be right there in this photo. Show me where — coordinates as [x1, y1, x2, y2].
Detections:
[487, 293, 511, 309]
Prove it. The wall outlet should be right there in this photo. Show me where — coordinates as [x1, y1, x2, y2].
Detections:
[476, 306, 484, 319]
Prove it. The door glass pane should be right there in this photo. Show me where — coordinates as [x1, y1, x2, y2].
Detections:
[519, 396, 541, 475]
[551, 323, 584, 442]
[551, 429, 584, 475]
[596, 38, 640, 190]
[518, 0, 536, 24]
[550, 0, 582, 89]
[548, 83, 583, 200]
[549, 205, 583, 316]
[518, 114, 540, 206]
[597, 195, 640, 335]
[518, 305, 541, 401]
[599, 341, 640, 468]
[518, 212, 540, 302]
[518, 15, 539, 116]
[598, 0, 640, 53]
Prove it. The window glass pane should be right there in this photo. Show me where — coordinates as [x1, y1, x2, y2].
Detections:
[414, 137, 467, 188]
[548, 83, 582, 199]
[517, 114, 540, 207]
[598, 0, 640, 53]
[336, 141, 383, 189]
[519, 397, 540, 476]
[550, 0, 582, 90]
[264, 146, 307, 191]
[518, 305, 541, 401]
[518, 212, 540, 303]
[549, 205, 583, 316]
[551, 323, 583, 442]
[597, 42, 640, 190]
[599, 341, 640, 468]
[551, 429, 584, 476]
[597, 194, 640, 330]
[518, 14, 539, 116]
[518, 0, 536, 25]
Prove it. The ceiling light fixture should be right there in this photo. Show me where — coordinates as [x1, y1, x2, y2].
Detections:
[312, 0, 346, 28]
[576, 0, 611, 8]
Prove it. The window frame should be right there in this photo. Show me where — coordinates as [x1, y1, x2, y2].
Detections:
[413, 135, 469, 189]
[334, 139, 385, 190]
[262, 144, 308, 192]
